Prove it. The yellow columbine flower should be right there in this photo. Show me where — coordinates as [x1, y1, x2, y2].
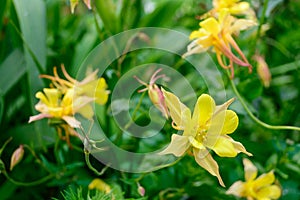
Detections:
[134, 68, 169, 118]
[183, 9, 256, 78]
[159, 89, 252, 186]
[227, 158, 281, 200]
[40, 65, 110, 106]
[29, 88, 94, 128]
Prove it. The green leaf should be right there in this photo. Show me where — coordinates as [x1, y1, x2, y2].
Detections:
[94, 0, 121, 34]
[139, 0, 183, 27]
[0, 49, 26, 95]
[13, 0, 50, 149]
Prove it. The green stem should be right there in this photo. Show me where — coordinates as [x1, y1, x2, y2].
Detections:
[23, 144, 52, 173]
[249, 0, 269, 57]
[124, 91, 146, 130]
[84, 151, 108, 176]
[228, 71, 300, 131]
[2, 171, 54, 186]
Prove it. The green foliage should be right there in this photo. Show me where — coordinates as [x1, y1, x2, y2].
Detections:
[0, 0, 300, 199]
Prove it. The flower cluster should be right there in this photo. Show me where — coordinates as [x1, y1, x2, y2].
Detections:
[183, 0, 257, 78]
[29, 65, 109, 145]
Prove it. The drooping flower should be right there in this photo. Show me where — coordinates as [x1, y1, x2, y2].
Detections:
[227, 158, 281, 200]
[183, 9, 256, 78]
[40, 65, 110, 105]
[134, 68, 169, 118]
[159, 89, 252, 186]
[28, 88, 94, 128]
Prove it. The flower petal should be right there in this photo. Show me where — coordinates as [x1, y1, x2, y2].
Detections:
[193, 148, 225, 187]
[158, 134, 190, 157]
[226, 181, 245, 197]
[28, 113, 52, 123]
[162, 88, 191, 130]
[77, 104, 94, 119]
[200, 17, 220, 36]
[192, 94, 216, 127]
[254, 171, 275, 188]
[43, 88, 59, 107]
[210, 136, 237, 157]
[229, 136, 252, 156]
[243, 158, 258, 181]
[221, 110, 239, 134]
[256, 185, 281, 200]
[62, 116, 81, 128]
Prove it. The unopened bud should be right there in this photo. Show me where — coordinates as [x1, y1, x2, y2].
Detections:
[137, 182, 145, 197]
[10, 145, 24, 171]
[148, 84, 169, 118]
[254, 55, 271, 87]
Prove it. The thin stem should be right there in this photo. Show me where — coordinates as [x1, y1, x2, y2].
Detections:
[84, 151, 108, 176]
[124, 92, 146, 130]
[2, 171, 54, 186]
[227, 71, 300, 131]
[249, 0, 269, 58]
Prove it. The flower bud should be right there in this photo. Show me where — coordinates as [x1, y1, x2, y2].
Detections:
[137, 182, 145, 197]
[10, 145, 24, 171]
[255, 55, 271, 87]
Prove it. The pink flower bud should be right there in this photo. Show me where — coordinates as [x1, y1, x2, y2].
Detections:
[134, 68, 169, 118]
[254, 55, 271, 88]
[137, 182, 145, 197]
[10, 145, 24, 171]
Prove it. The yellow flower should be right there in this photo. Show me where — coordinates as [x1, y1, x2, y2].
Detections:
[227, 158, 281, 200]
[159, 89, 252, 186]
[29, 88, 94, 128]
[134, 68, 169, 118]
[40, 65, 110, 106]
[88, 178, 111, 194]
[183, 9, 256, 78]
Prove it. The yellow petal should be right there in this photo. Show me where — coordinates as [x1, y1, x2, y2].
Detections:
[256, 185, 281, 200]
[158, 134, 190, 157]
[162, 88, 191, 130]
[227, 136, 252, 156]
[193, 148, 225, 187]
[42, 88, 60, 106]
[221, 110, 238, 134]
[230, 2, 250, 14]
[188, 136, 205, 150]
[70, 0, 79, 13]
[243, 158, 258, 181]
[77, 103, 94, 119]
[211, 136, 237, 157]
[200, 17, 221, 36]
[88, 178, 111, 193]
[192, 94, 216, 127]
[226, 181, 245, 197]
[61, 89, 74, 107]
[253, 171, 275, 188]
